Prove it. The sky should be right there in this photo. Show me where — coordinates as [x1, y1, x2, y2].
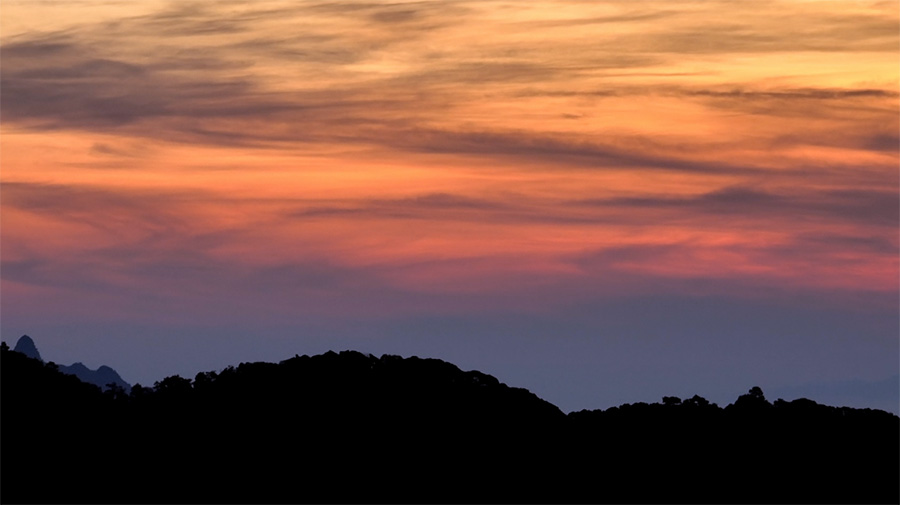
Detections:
[1, 0, 898, 414]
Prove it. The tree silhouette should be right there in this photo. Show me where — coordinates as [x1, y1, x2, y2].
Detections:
[683, 394, 711, 407]
[1, 344, 897, 504]
[662, 395, 681, 406]
[732, 385, 771, 410]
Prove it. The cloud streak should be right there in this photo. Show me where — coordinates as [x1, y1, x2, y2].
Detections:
[1, 1, 897, 402]
[3, 1, 896, 160]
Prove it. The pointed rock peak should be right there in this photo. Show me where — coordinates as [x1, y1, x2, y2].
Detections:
[14, 335, 42, 362]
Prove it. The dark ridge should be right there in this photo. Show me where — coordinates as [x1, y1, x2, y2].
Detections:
[1, 342, 897, 504]
[58, 362, 132, 394]
[11, 335, 131, 393]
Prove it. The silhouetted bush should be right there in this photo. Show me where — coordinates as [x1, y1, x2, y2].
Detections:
[1, 344, 897, 503]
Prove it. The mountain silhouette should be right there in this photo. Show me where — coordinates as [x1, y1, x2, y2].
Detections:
[11, 335, 131, 393]
[58, 362, 131, 394]
[1, 341, 897, 504]
[13, 334, 42, 361]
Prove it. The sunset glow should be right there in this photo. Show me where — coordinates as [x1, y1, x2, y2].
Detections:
[2, 0, 897, 412]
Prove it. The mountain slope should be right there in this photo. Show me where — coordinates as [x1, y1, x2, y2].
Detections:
[58, 362, 131, 393]
[13, 334, 42, 361]
[1, 343, 897, 504]
[11, 335, 131, 392]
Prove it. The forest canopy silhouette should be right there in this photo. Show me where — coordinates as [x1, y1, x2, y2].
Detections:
[1, 341, 897, 504]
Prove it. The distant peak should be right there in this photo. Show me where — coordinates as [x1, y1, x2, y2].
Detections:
[64, 362, 90, 373]
[14, 335, 42, 362]
[57, 362, 131, 393]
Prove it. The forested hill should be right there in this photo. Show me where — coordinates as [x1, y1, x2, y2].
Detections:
[1, 342, 897, 504]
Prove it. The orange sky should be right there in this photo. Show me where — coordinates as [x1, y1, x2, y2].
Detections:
[1, 1, 898, 409]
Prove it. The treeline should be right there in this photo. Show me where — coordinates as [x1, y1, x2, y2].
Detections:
[1, 343, 897, 504]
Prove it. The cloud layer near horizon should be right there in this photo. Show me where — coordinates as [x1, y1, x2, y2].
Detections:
[1, 0, 897, 408]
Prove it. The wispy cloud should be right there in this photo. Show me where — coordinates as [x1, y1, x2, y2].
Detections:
[577, 186, 899, 228]
[2, 0, 898, 418]
[2, 0, 897, 319]
[4, 1, 895, 155]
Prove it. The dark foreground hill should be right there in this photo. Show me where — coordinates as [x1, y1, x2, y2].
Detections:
[1, 342, 897, 504]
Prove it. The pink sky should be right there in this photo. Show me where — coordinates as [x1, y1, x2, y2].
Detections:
[1, 0, 897, 412]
